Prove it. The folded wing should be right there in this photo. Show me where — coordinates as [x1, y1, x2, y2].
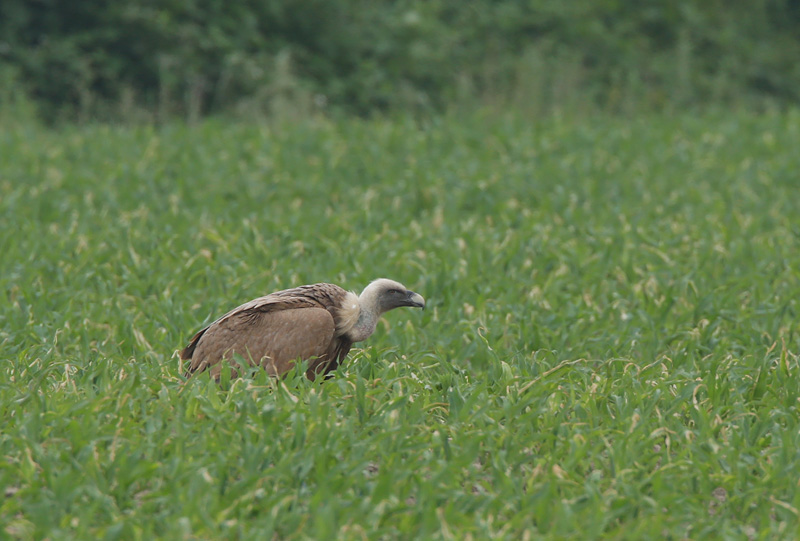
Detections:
[182, 293, 351, 380]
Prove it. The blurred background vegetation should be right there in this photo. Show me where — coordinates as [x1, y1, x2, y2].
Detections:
[1, 0, 799, 123]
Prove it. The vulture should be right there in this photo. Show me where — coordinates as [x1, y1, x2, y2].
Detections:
[180, 278, 425, 380]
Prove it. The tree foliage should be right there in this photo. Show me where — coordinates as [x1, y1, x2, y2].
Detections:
[1, 0, 799, 121]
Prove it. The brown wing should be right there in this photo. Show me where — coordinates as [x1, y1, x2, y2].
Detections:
[179, 294, 318, 363]
[181, 283, 354, 380]
[184, 306, 341, 379]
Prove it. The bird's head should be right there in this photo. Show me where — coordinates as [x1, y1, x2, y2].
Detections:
[360, 278, 425, 314]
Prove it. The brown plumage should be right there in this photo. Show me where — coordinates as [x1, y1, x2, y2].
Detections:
[181, 279, 425, 381]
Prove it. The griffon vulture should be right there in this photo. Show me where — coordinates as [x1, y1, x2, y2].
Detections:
[181, 279, 425, 380]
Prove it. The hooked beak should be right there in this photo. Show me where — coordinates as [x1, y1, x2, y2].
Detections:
[406, 290, 426, 310]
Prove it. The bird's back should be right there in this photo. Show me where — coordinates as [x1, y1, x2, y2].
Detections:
[181, 283, 354, 379]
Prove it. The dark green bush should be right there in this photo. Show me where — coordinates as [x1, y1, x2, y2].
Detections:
[1, 0, 798, 122]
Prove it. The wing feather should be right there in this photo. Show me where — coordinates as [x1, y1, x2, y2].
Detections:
[181, 283, 353, 379]
[186, 307, 337, 378]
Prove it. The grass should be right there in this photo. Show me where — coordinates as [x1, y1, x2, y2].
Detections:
[2, 109, 800, 539]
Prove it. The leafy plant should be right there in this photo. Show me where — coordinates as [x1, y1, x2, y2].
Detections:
[1, 109, 799, 537]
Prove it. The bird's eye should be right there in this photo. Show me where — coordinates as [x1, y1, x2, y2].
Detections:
[388, 289, 402, 295]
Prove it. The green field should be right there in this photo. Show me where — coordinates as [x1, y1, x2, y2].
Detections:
[2, 110, 800, 539]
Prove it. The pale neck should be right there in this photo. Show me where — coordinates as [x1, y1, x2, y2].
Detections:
[347, 288, 383, 342]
